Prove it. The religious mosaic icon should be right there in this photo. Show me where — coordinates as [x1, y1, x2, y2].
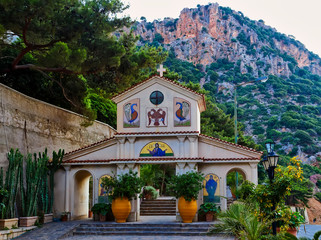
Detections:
[203, 174, 220, 203]
[99, 175, 111, 203]
[174, 98, 191, 127]
[146, 107, 167, 127]
[140, 141, 174, 157]
[123, 98, 140, 128]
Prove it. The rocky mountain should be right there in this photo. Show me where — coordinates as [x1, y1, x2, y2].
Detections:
[131, 3, 321, 162]
[133, 3, 321, 78]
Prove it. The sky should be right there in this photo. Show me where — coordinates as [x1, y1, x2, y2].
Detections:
[124, 0, 321, 57]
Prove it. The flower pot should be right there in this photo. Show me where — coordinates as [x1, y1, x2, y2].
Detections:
[276, 227, 297, 236]
[61, 215, 68, 222]
[44, 213, 53, 223]
[99, 214, 106, 222]
[112, 197, 131, 223]
[93, 213, 99, 221]
[88, 211, 93, 218]
[205, 212, 214, 222]
[287, 227, 297, 236]
[0, 218, 18, 230]
[19, 216, 38, 227]
[178, 197, 197, 223]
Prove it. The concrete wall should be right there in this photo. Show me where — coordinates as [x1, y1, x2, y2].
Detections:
[0, 83, 116, 169]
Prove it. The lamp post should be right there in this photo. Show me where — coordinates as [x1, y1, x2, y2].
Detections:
[234, 76, 268, 144]
[262, 141, 279, 235]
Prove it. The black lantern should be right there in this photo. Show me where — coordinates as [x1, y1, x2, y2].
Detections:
[262, 156, 269, 171]
[267, 151, 279, 169]
[265, 141, 275, 154]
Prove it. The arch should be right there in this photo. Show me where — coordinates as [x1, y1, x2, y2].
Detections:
[139, 141, 174, 157]
[225, 168, 247, 200]
[226, 167, 247, 180]
[203, 173, 220, 203]
[73, 170, 93, 219]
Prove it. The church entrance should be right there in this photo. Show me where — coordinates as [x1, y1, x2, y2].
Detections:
[72, 170, 93, 220]
[140, 163, 176, 217]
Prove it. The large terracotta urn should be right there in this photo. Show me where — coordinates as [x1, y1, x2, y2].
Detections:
[178, 197, 197, 223]
[112, 197, 131, 223]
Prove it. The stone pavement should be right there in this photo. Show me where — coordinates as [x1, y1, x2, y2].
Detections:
[15, 217, 234, 240]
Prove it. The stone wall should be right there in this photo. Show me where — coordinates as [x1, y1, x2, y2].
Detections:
[0, 83, 116, 169]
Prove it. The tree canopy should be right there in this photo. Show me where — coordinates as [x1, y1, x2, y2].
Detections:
[0, 0, 168, 126]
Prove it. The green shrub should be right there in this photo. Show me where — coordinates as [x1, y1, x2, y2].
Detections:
[168, 171, 204, 201]
[143, 186, 159, 200]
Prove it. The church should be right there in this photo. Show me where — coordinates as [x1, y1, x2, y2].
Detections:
[54, 71, 262, 221]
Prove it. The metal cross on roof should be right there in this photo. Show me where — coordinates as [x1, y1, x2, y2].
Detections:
[157, 64, 166, 77]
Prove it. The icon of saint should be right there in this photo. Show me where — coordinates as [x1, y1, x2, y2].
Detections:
[206, 175, 217, 202]
[148, 143, 167, 156]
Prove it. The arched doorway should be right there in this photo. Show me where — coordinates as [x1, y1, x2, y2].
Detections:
[73, 170, 93, 219]
[226, 168, 247, 200]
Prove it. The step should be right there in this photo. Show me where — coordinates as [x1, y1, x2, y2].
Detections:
[73, 231, 209, 236]
[140, 213, 176, 216]
[140, 206, 176, 210]
[72, 223, 213, 236]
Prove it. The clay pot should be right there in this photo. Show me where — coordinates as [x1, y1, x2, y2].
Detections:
[99, 214, 106, 222]
[112, 197, 131, 223]
[0, 218, 18, 229]
[178, 197, 197, 223]
[19, 216, 38, 227]
[205, 212, 214, 222]
[277, 227, 297, 236]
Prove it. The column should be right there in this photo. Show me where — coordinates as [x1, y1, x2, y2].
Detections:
[177, 136, 185, 158]
[118, 137, 126, 159]
[64, 166, 71, 212]
[221, 175, 227, 211]
[249, 163, 258, 185]
[127, 137, 136, 159]
[188, 136, 198, 158]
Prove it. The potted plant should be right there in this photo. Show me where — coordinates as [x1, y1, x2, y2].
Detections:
[168, 171, 204, 223]
[142, 186, 159, 200]
[40, 149, 64, 224]
[101, 170, 143, 223]
[91, 203, 112, 222]
[61, 211, 70, 221]
[19, 151, 48, 227]
[276, 207, 305, 236]
[0, 149, 22, 230]
[198, 202, 220, 222]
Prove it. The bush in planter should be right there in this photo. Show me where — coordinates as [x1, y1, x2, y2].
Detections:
[198, 202, 220, 221]
[91, 203, 112, 221]
[142, 186, 159, 200]
[168, 171, 204, 223]
[101, 170, 143, 223]
[101, 170, 143, 200]
[168, 171, 204, 201]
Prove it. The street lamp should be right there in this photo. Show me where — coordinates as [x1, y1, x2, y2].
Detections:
[234, 76, 268, 144]
[262, 140, 279, 235]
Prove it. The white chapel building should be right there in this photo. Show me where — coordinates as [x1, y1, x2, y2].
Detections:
[54, 74, 262, 221]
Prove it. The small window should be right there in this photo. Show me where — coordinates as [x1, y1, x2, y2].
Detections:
[150, 91, 164, 105]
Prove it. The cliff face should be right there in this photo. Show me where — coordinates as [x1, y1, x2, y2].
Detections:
[134, 3, 321, 77]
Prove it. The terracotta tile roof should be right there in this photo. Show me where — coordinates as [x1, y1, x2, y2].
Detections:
[111, 75, 205, 100]
[115, 131, 199, 136]
[63, 157, 260, 164]
[64, 136, 116, 156]
[203, 157, 260, 162]
[199, 134, 263, 154]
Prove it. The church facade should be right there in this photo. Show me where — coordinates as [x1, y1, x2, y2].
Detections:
[54, 75, 262, 221]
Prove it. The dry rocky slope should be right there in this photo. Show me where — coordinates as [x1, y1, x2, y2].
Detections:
[133, 3, 321, 77]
